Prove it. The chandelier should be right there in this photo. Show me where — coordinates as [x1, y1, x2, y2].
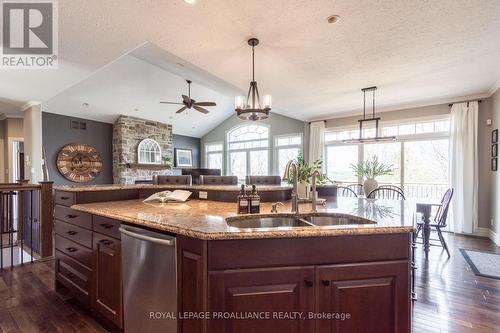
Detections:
[235, 38, 272, 121]
[343, 86, 397, 144]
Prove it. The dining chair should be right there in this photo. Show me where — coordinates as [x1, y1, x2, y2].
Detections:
[367, 187, 406, 200]
[415, 188, 454, 257]
[346, 183, 363, 196]
[379, 185, 404, 193]
[337, 186, 358, 197]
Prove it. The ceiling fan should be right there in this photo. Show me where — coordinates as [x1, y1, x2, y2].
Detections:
[160, 80, 216, 114]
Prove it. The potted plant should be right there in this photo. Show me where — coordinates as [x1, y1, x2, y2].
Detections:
[350, 156, 394, 196]
[163, 155, 173, 169]
[285, 154, 331, 198]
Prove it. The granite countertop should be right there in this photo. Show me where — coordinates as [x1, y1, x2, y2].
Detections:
[54, 184, 296, 192]
[71, 196, 416, 240]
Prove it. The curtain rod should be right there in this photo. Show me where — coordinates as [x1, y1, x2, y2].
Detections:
[308, 120, 327, 124]
[448, 99, 482, 107]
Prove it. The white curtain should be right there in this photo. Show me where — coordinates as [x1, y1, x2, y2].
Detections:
[309, 121, 325, 164]
[450, 101, 479, 234]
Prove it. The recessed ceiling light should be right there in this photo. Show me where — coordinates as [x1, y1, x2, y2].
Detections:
[134, 108, 139, 112]
[184, 0, 196, 4]
[82, 102, 89, 107]
[327, 15, 340, 24]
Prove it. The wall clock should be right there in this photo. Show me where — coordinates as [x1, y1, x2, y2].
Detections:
[56, 143, 103, 182]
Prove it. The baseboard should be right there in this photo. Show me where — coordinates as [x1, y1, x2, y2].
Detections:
[475, 227, 490, 238]
[477, 227, 500, 246]
[490, 229, 500, 246]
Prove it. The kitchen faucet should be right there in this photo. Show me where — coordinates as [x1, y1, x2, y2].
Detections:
[283, 160, 299, 214]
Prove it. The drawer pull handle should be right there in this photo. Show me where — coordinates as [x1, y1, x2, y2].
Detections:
[66, 231, 78, 236]
[60, 196, 70, 200]
[66, 272, 76, 279]
[66, 214, 78, 219]
[100, 223, 114, 229]
[66, 247, 77, 253]
[304, 279, 314, 287]
[99, 239, 112, 246]
[321, 280, 330, 286]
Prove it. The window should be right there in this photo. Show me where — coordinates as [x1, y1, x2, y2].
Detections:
[205, 142, 223, 170]
[275, 134, 302, 177]
[227, 124, 269, 180]
[325, 116, 451, 200]
[138, 138, 161, 164]
[325, 145, 359, 183]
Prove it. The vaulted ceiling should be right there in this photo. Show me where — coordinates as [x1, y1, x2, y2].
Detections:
[2, 0, 500, 136]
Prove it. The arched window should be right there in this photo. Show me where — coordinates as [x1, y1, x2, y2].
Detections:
[227, 124, 269, 180]
[138, 138, 162, 164]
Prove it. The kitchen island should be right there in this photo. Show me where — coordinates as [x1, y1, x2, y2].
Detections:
[53, 185, 413, 333]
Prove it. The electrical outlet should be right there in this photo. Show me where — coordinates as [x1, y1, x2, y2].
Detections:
[491, 218, 494, 227]
[199, 191, 208, 199]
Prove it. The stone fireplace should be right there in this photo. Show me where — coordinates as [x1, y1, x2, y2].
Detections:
[112, 115, 173, 184]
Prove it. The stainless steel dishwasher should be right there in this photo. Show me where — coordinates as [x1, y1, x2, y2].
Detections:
[120, 225, 177, 333]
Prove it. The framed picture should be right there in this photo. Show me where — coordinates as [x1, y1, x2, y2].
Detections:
[492, 158, 498, 172]
[492, 129, 498, 144]
[493, 144, 498, 158]
[175, 148, 193, 168]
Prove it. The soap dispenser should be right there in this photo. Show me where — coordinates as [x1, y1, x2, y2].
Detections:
[237, 184, 249, 214]
[249, 185, 261, 214]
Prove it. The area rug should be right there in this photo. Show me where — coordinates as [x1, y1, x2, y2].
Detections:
[460, 248, 500, 280]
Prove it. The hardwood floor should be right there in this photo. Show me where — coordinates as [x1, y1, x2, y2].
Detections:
[412, 233, 500, 333]
[0, 233, 498, 333]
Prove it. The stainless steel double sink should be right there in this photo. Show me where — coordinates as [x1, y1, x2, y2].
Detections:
[225, 213, 376, 229]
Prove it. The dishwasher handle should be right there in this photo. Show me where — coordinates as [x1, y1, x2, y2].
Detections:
[119, 227, 175, 246]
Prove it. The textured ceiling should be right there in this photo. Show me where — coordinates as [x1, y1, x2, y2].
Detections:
[2, 0, 500, 134]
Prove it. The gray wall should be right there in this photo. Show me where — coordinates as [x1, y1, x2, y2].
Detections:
[321, 101, 493, 231]
[491, 89, 500, 241]
[42, 112, 113, 185]
[172, 134, 201, 175]
[201, 112, 306, 175]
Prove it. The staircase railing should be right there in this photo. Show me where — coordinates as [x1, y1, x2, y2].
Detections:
[0, 181, 53, 269]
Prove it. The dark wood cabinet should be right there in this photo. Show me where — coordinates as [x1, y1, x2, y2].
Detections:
[209, 266, 315, 333]
[93, 232, 123, 328]
[316, 260, 410, 333]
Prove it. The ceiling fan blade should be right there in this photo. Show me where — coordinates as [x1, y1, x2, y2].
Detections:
[182, 95, 191, 104]
[176, 106, 188, 113]
[194, 102, 216, 107]
[160, 101, 184, 105]
[193, 106, 210, 114]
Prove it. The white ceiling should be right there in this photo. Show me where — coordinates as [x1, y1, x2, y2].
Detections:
[2, 0, 500, 135]
[43, 44, 238, 136]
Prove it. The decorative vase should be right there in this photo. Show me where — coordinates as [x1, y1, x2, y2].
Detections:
[297, 181, 310, 199]
[363, 178, 378, 198]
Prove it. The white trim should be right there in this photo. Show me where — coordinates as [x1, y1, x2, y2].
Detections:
[20, 101, 41, 112]
[309, 93, 490, 123]
[475, 227, 500, 245]
[475, 227, 490, 238]
[489, 229, 500, 246]
[8, 137, 24, 182]
[488, 79, 500, 96]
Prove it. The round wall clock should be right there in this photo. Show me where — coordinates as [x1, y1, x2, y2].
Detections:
[56, 143, 103, 182]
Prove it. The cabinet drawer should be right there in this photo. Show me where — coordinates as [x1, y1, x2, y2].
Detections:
[55, 235, 93, 268]
[55, 219, 92, 248]
[93, 215, 121, 239]
[54, 205, 92, 229]
[55, 250, 92, 307]
[54, 191, 76, 206]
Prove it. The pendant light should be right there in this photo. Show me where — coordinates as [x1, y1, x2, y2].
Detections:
[343, 86, 397, 144]
[235, 38, 272, 121]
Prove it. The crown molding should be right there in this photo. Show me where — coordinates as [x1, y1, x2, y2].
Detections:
[488, 79, 500, 96]
[308, 92, 491, 122]
[20, 101, 41, 112]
